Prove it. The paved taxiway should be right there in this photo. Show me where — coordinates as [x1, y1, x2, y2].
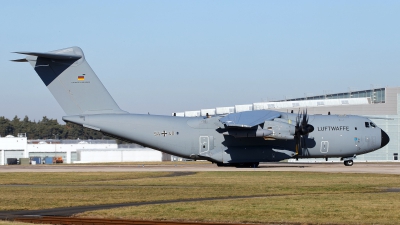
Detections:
[1, 162, 400, 174]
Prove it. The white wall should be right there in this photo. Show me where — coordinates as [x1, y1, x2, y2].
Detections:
[1, 137, 165, 165]
[27, 142, 118, 163]
[77, 148, 162, 163]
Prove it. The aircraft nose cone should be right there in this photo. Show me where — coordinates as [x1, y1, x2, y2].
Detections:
[381, 129, 390, 148]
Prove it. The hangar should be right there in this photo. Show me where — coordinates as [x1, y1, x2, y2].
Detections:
[0, 136, 170, 165]
[174, 87, 399, 162]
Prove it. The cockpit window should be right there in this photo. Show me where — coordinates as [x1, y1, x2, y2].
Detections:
[370, 122, 376, 128]
[365, 122, 370, 128]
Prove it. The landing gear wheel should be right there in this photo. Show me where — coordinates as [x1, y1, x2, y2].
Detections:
[344, 160, 353, 166]
[216, 162, 225, 167]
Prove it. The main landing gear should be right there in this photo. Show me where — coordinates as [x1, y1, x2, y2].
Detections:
[344, 160, 353, 166]
[216, 162, 260, 168]
[341, 154, 356, 166]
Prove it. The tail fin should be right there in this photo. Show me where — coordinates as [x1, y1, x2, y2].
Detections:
[13, 47, 126, 115]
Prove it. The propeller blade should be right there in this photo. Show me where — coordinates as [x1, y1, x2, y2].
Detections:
[302, 135, 307, 149]
[293, 108, 314, 157]
[295, 136, 300, 155]
[306, 109, 309, 123]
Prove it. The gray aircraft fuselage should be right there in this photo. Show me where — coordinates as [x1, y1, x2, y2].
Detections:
[64, 112, 387, 164]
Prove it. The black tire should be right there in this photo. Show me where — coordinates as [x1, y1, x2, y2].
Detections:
[344, 160, 354, 166]
[216, 162, 225, 167]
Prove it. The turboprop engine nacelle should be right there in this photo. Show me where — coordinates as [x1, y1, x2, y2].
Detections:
[263, 120, 295, 140]
[223, 129, 273, 138]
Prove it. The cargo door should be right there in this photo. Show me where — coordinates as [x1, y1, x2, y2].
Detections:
[5, 150, 24, 160]
[71, 152, 78, 163]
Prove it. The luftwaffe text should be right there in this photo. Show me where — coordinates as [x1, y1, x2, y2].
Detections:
[317, 126, 349, 131]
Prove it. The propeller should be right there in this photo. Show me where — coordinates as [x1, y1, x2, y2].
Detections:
[294, 109, 314, 156]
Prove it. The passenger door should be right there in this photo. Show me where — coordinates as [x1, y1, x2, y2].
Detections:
[320, 141, 329, 153]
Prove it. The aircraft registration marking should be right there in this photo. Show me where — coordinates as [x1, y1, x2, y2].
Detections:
[154, 131, 175, 137]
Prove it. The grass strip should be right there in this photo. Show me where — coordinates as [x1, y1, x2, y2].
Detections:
[0, 171, 399, 224]
[79, 192, 400, 225]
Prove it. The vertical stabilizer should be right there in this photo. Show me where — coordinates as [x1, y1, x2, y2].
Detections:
[13, 47, 126, 115]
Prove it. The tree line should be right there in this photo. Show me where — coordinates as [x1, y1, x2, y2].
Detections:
[0, 116, 112, 140]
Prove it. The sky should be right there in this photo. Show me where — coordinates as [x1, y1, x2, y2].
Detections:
[1, 1, 400, 123]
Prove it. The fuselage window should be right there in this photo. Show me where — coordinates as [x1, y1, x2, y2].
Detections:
[370, 122, 376, 128]
[365, 122, 370, 128]
[355, 127, 357, 130]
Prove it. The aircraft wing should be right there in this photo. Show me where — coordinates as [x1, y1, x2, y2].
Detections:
[220, 110, 281, 128]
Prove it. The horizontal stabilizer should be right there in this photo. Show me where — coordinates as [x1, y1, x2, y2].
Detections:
[11, 58, 28, 62]
[13, 51, 82, 60]
[220, 110, 281, 128]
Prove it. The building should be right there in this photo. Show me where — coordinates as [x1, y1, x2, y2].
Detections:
[0, 134, 27, 165]
[0, 137, 168, 165]
[77, 144, 171, 163]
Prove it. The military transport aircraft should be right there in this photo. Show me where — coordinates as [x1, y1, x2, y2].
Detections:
[13, 47, 389, 167]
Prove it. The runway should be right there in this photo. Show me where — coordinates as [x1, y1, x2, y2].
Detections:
[1, 162, 400, 174]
